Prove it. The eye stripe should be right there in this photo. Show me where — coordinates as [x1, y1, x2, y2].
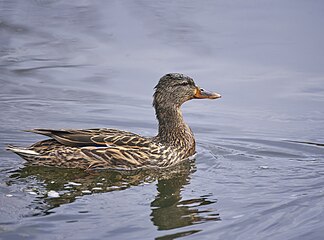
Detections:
[174, 82, 190, 87]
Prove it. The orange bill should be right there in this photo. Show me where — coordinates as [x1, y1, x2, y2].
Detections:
[194, 87, 221, 99]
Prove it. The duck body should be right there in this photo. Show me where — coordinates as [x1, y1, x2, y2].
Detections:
[7, 73, 221, 170]
[9, 127, 195, 170]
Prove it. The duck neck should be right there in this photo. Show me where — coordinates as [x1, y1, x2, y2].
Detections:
[155, 104, 194, 147]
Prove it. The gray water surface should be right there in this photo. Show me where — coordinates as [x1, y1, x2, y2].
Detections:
[1, 1, 324, 240]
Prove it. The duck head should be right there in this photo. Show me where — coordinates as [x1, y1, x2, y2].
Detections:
[153, 73, 221, 109]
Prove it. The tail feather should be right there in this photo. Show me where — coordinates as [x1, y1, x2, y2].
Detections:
[24, 128, 61, 137]
[6, 145, 40, 158]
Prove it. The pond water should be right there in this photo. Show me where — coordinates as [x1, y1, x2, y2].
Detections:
[1, 1, 324, 239]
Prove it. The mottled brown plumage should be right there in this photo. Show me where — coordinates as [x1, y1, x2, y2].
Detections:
[7, 73, 221, 170]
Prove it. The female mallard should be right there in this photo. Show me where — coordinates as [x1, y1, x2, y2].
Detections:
[7, 73, 221, 170]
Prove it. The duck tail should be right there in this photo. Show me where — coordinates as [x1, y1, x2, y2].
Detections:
[6, 145, 40, 158]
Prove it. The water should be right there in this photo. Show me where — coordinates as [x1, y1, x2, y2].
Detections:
[1, 1, 324, 239]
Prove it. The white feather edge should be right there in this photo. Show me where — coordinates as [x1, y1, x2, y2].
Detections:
[7, 146, 40, 155]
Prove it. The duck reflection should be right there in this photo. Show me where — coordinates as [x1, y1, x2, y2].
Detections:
[8, 160, 220, 231]
[151, 166, 220, 231]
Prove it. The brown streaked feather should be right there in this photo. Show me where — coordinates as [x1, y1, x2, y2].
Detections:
[12, 138, 167, 170]
[13, 127, 194, 170]
[26, 128, 149, 148]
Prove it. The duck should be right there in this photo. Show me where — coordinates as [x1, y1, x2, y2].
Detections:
[7, 73, 221, 170]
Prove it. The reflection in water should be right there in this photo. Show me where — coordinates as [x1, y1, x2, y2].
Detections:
[151, 172, 220, 231]
[7, 160, 220, 235]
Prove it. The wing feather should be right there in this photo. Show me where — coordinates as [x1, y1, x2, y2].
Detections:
[26, 128, 150, 148]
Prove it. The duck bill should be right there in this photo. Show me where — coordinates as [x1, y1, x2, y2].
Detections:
[194, 87, 221, 99]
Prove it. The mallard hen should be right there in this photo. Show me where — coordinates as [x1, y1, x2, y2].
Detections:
[7, 73, 221, 170]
